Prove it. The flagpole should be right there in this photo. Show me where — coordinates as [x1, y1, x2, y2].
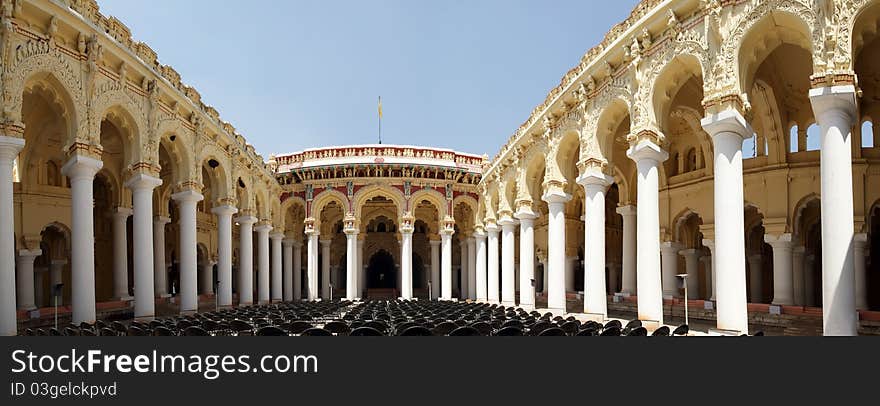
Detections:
[378, 96, 382, 144]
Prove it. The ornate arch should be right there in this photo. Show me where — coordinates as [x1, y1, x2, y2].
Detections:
[352, 184, 404, 220]
[197, 145, 233, 201]
[311, 188, 351, 223]
[648, 51, 706, 132]
[156, 119, 195, 186]
[410, 188, 448, 219]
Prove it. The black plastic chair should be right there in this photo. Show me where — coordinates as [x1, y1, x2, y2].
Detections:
[127, 326, 149, 336]
[287, 321, 314, 335]
[300, 328, 332, 336]
[672, 324, 689, 336]
[494, 326, 523, 336]
[152, 326, 176, 336]
[559, 321, 580, 336]
[537, 327, 566, 336]
[256, 326, 288, 336]
[448, 326, 480, 336]
[431, 321, 457, 336]
[600, 326, 621, 336]
[349, 327, 384, 336]
[398, 326, 432, 336]
[576, 328, 598, 336]
[622, 319, 642, 335]
[99, 327, 117, 336]
[651, 326, 670, 336]
[323, 321, 351, 336]
[183, 326, 210, 336]
[470, 322, 492, 336]
[603, 320, 622, 330]
[626, 326, 648, 336]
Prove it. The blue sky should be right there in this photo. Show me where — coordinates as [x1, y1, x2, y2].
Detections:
[98, 0, 641, 158]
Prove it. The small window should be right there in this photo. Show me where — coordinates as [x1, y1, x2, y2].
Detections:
[743, 134, 757, 159]
[862, 120, 874, 148]
[790, 125, 799, 153]
[806, 124, 820, 151]
[686, 148, 697, 172]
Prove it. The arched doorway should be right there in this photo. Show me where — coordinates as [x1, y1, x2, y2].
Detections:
[367, 250, 397, 290]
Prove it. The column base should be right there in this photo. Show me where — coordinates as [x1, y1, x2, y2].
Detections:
[545, 307, 566, 316]
[519, 304, 535, 311]
[582, 313, 606, 323]
[179, 310, 197, 316]
[398, 297, 418, 301]
[134, 315, 156, 323]
[501, 300, 516, 307]
[639, 319, 663, 330]
[708, 328, 744, 336]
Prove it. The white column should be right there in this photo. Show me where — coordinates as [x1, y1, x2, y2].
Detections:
[627, 140, 667, 325]
[0, 136, 24, 335]
[430, 239, 440, 299]
[255, 224, 273, 304]
[607, 263, 620, 294]
[357, 238, 365, 296]
[306, 231, 318, 301]
[153, 216, 171, 297]
[747, 254, 763, 303]
[49, 260, 66, 305]
[400, 226, 413, 300]
[62, 154, 102, 325]
[200, 260, 216, 294]
[661, 243, 681, 299]
[541, 258, 548, 293]
[345, 229, 358, 300]
[234, 215, 256, 306]
[320, 238, 331, 299]
[804, 254, 816, 307]
[810, 85, 858, 336]
[854, 234, 868, 310]
[125, 174, 161, 319]
[440, 230, 454, 300]
[702, 111, 749, 333]
[565, 256, 576, 292]
[110, 207, 133, 300]
[270, 232, 283, 302]
[293, 240, 303, 301]
[16, 249, 41, 310]
[516, 211, 537, 311]
[475, 230, 488, 302]
[211, 206, 236, 307]
[282, 239, 294, 301]
[485, 223, 500, 303]
[467, 237, 476, 300]
[702, 239, 716, 301]
[679, 248, 701, 299]
[172, 189, 203, 314]
[578, 169, 612, 319]
[499, 217, 517, 306]
[766, 234, 794, 306]
[542, 190, 571, 314]
[792, 246, 805, 306]
[616, 205, 637, 295]
[459, 237, 469, 299]
[34, 266, 47, 309]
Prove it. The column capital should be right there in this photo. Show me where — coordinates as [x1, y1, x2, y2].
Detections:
[854, 233, 868, 247]
[282, 239, 295, 248]
[0, 135, 25, 160]
[211, 204, 238, 217]
[17, 248, 42, 258]
[626, 139, 668, 163]
[344, 227, 359, 236]
[678, 247, 700, 257]
[576, 166, 613, 190]
[514, 207, 537, 221]
[269, 231, 285, 240]
[319, 239, 332, 246]
[659, 241, 682, 254]
[484, 222, 499, 234]
[124, 173, 162, 191]
[110, 206, 133, 219]
[61, 154, 102, 179]
[429, 239, 441, 247]
[234, 215, 258, 225]
[541, 188, 571, 205]
[497, 216, 517, 229]
[255, 223, 273, 234]
[701, 238, 715, 252]
[171, 189, 204, 203]
[154, 215, 171, 225]
[809, 85, 858, 126]
[615, 205, 636, 216]
[764, 233, 793, 248]
[701, 108, 753, 140]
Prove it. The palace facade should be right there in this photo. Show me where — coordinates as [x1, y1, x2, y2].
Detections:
[2, 0, 880, 336]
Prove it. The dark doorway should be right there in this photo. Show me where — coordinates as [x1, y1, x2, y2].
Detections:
[367, 250, 397, 289]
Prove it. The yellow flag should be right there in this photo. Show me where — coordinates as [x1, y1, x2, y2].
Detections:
[378, 96, 383, 119]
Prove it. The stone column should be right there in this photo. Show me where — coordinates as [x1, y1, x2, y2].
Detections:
[306, 231, 319, 301]
[172, 189, 203, 314]
[440, 228, 454, 300]
[62, 154, 102, 325]
[702, 239, 716, 301]
[660, 243, 681, 299]
[110, 207, 133, 300]
[0, 135, 24, 335]
[255, 224, 273, 304]
[854, 233, 868, 310]
[345, 228, 359, 300]
[49, 260, 66, 305]
[616, 205, 637, 295]
[702, 111, 750, 333]
[429, 239, 440, 299]
[627, 139, 667, 325]
[475, 230, 488, 302]
[541, 257, 548, 294]
[235, 215, 257, 305]
[515, 210, 537, 311]
[357, 237, 365, 296]
[679, 248, 700, 299]
[16, 249, 41, 310]
[578, 168, 612, 319]
[766, 234, 794, 306]
[212, 205, 237, 307]
[607, 263, 620, 294]
[200, 260, 216, 295]
[485, 222, 500, 304]
[747, 254, 763, 303]
[499, 217, 517, 306]
[459, 237, 469, 299]
[804, 254, 816, 307]
[543, 189, 571, 314]
[400, 222, 414, 300]
[293, 240, 303, 301]
[467, 237, 476, 300]
[270, 232, 283, 302]
[792, 246, 805, 306]
[282, 239, 294, 302]
[126, 174, 161, 319]
[565, 256, 576, 292]
[34, 266, 47, 308]
[320, 239, 331, 299]
[153, 216, 171, 297]
[810, 85, 858, 335]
